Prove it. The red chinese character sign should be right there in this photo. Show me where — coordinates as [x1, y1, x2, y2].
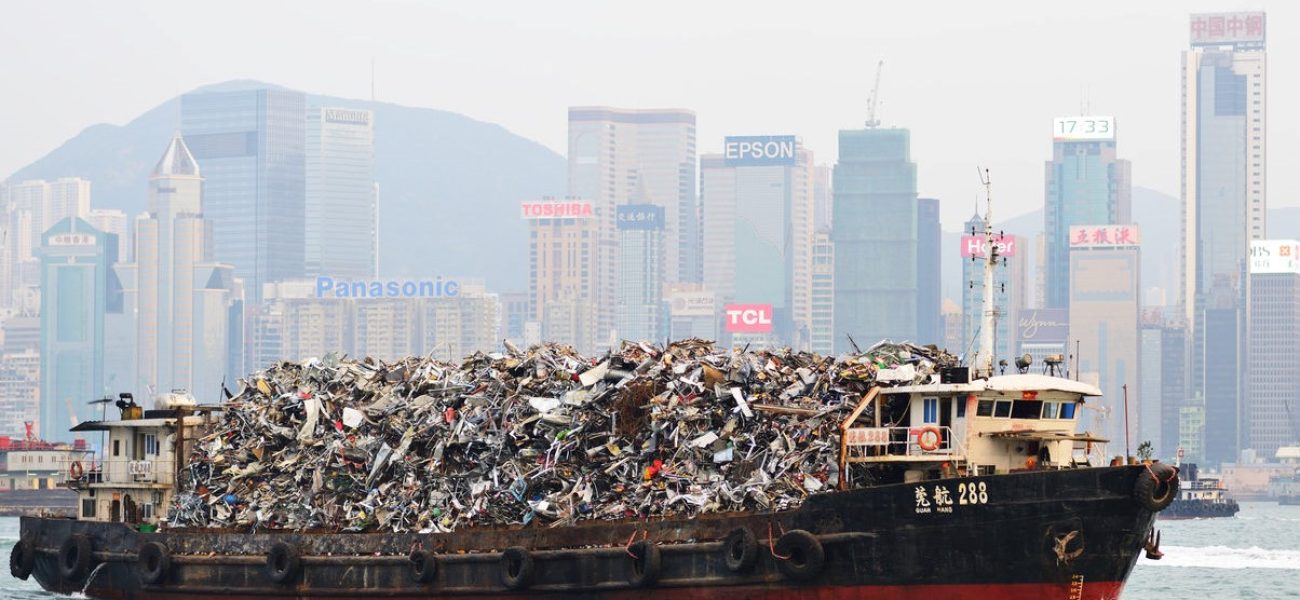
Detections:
[1067, 225, 1141, 249]
[1190, 12, 1265, 47]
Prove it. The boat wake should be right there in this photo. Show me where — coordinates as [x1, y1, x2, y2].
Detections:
[1146, 545, 1300, 570]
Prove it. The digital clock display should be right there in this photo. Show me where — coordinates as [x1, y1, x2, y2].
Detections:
[1053, 116, 1115, 141]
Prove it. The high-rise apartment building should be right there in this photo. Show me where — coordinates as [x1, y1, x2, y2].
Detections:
[568, 108, 697, 348]
[959, 217, 1024, 366]
[1139, 310, 1189, 460]
[1181, 12, 1266, 465]
[1044, 116, 1131, 309]
[1068, 225, 1141, 448]
[525, 199, 600, 352]
[86, 209, 128, 264]
[1246, 240, 1300, 460]
[182, 87, 306, 302]
[615, 203, 665, 343]
[832, 127, 917, 352]
[917, 198, 942, 346]
[810, 230, 835, 355]
[38, 217, 120, 441]
[133, 135, 242, 403]
[701, 136, 814, 347]
[2, 178, 92, 309]
[305, 107, 377, 279]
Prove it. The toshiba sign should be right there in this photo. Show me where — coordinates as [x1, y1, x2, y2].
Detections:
[520, 202, 594, 219]
[724, 304, 774, 333]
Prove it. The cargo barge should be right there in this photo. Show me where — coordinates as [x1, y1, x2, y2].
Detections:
[11, 194, 1177, 599]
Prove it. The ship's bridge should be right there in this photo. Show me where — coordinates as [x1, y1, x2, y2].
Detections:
[839, 374, 1108, 480]
[64, 393, 217, 528]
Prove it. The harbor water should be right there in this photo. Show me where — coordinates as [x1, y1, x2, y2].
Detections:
[0, 502, 1296, 599]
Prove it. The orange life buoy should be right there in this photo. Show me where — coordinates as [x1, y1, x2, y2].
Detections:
[68, 461, 84, 479]
[915, 426, 942, 452]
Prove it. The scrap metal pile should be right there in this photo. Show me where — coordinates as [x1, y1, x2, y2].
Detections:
[170, 339, 956, 533]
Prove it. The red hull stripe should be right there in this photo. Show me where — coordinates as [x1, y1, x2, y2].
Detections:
[100, 581, 1128, 600]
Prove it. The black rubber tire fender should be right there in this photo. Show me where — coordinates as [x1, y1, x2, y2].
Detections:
[774, 529, 825, 582]
[409, 549, 438, 584]
[1133, 463, 1180, 512]
[57, 534, 93, 582]
[265, 542, 301, 585]
[722, 527, 759, 573]
[626, 540, 662, 587]
[137, 541, 171, 585]
[499, 546, 534, 590]
[9, 537, 35, 580]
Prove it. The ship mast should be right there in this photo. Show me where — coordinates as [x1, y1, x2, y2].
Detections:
[972, 169, 999, 379]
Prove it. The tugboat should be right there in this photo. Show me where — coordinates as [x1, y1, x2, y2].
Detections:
[1160, 463, 1239, 519]
[11, 185, 1178, 599]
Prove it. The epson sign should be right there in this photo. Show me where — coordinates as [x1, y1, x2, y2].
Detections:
[723, 135, 797, 167]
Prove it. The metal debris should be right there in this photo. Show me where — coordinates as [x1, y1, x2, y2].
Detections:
[169, 339, 956, 533]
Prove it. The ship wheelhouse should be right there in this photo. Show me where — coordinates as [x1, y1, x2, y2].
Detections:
[840, 374, 1108, 484]
[65, 393, 216, 528]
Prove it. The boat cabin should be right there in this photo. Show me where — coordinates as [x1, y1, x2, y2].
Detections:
[839, 373, 1107, 484]
[65, 393, 217, 529]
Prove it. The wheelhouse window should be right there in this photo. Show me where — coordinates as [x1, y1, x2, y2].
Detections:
[976, 400, 994, 417]
[1060, 402, 1079, 419]
[993, 400, 1013, 418]
[1011, 400, 1043, 419]
[1041, 401, 1060, 419]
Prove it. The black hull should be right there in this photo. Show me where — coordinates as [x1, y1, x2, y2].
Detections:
[19, 466, 1160, 600]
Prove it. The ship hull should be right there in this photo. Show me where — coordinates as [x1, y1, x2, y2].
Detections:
[20, 466, 1160, 600]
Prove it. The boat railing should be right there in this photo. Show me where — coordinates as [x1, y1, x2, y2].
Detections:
[63, 458, 176, 487]
[842, 425, 964, 463]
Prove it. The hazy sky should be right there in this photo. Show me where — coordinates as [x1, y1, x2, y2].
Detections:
[2, 0, 1296, 230]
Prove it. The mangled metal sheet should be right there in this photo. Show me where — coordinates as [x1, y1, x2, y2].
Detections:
[169, 339, 956, 533]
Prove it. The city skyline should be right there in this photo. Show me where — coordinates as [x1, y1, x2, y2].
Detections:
[6, 2, 1300, 232]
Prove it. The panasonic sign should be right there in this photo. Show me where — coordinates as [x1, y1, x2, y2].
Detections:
[315, 276, 460, 299]
[723, 135, 797, 167]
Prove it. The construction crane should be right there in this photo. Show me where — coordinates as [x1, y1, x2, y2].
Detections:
[865, 59, 884, 128]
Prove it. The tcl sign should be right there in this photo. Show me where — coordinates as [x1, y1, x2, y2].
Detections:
[725, 304, 773, 333]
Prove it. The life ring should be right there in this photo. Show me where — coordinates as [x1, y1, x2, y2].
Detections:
[774, 529, 824, 581]
[69, 461, 84, 479]
[265, 542, 301, 584]
[626, 540, 661, 587]
[9, 537, 35, 580]
[137, 541, 171, 585]
[1133, 463, 1180, 512]
[409, 549, 438, 584]
[58, 534, 93, 582]
[499, 546, 534, 590]
[722, 527, 759, 573]
[915, 426, 943, 452]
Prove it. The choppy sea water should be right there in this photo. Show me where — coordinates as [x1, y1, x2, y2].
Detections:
[0, 502, 1296, 598]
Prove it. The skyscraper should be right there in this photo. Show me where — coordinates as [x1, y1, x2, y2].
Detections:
[568, 107, 697, 348]
[1067, 224, 1142, 448]
[525, 199, 600, 352]
[615, 203, 665, 343]
[38, 217, 119, 441]
[810, 230, 835, 355]
[831, 127, 917, 352]
[1181, 12, 1266, 465]
[1044, 116, 1131, 309]
[305, 107, 377, 279]
[916, 197, 942, 346]
[1246, 240, 1300, 460]
[2, 178, 91, 309]
[86, 209, 128, 264]
[701, 136, 815, 347]
[182, 87, 306, 302]
[133, 135, 243, 403]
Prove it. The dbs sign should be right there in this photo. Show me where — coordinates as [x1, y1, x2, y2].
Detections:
[725, 304, 774, 333]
